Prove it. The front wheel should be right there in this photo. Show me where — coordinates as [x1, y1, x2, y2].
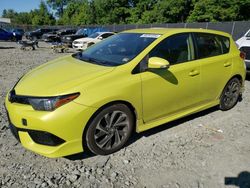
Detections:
[220, 78, 241, 111]
[85, 104, 134, 155]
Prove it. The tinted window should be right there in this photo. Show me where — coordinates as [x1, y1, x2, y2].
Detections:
[194, 33, 229, 59]
[149, 33, 195, 65]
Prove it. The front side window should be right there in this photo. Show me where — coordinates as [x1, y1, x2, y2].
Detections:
[73, 33, 159, 66]
[194, 33, 229, 59]
[149, 33, 195, 65]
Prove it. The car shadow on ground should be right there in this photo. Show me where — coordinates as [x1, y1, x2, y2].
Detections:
[0, 46, 15, 49]
[65, 106, 219, 161]
[225, 171, 250, 188]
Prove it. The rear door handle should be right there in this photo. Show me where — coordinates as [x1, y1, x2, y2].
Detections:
[224, 62, 232, 67]
[189, 70, 200, 76]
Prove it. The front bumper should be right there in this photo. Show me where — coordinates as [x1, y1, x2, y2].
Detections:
[5, 97, 97, 158]
[72, 43, 87, 50]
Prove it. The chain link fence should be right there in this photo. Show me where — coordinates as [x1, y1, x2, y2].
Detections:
[1, 21, 250, 40]
[101, 21, 250, 40]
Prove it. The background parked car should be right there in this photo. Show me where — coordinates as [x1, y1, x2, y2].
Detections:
[42, 28, 76, 43]
[60, 28, 88, 46]
[61, 27, 108, 47]
[236, 29, 250, 72]
[73, 32, 115, 50]
[9, 28, 25, 36]
[0, 28, 22, 41]
[24, 28, 58, 40]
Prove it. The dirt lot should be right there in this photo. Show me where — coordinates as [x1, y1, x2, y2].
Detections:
[0, 41, 250, 188]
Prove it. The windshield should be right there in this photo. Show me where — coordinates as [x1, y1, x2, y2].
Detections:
[88, 32, 100, 38]
[76, 29, 86, 35]
[73, 33, 160, 66]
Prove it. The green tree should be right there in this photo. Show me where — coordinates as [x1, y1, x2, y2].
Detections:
[32, 1, 56, 25]
[126, 0, 156, 23]
[58, 0, 94, 25]
[187, 0, 245, 22]
[2, 9, 18, 21]
[47, 0, 73, 17]
[93, 0, 130, 24]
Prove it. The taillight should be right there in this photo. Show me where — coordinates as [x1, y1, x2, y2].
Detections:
[240, 51, 246, 60]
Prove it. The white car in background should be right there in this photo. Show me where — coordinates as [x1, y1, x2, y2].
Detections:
[72, 32, 115, 50]
[236, 29, 250, 72]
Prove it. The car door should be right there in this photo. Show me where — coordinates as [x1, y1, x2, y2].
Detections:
[141, 33, 201, 123]
[193, 33, 232, 103]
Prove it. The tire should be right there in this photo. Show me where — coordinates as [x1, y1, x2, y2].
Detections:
[219, 77, 241, 111]
[85, 104, 134, 155]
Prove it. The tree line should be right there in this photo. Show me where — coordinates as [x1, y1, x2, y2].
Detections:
[2, 0, 250, 26]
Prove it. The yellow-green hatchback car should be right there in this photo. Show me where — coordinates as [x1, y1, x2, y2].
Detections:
[5, 28, 246, 157]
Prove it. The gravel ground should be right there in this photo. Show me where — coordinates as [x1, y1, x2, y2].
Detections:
[0, 41, 250, 188]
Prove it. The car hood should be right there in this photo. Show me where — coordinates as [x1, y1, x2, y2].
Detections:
[63, 34, 83, 38]
[74, 37, 95, 43]
[14, 55, 114, 96]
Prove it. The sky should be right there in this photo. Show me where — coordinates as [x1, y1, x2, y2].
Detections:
[0, 0, 41, 16]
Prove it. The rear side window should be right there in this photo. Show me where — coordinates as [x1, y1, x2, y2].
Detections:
[194, 33, 230, 59]
[149, 33, 195, 65]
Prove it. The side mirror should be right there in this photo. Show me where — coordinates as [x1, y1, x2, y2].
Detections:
[98, 36, 103, 40]
[148, 57, 170, 69]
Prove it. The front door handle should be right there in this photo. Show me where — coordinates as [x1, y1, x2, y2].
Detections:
[189, 70, 200, 76]
[224, 62, 232, 67]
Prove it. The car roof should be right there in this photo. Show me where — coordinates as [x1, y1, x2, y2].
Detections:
[122, 28, 230, 37]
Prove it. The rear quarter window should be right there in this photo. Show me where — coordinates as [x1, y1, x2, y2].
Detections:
[194, 33, 230, 59]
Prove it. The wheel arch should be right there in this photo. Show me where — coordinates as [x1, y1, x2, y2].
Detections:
[81, 100, 137, 151]
[231, 74, 243, 84]
[220, 74, 243, 98]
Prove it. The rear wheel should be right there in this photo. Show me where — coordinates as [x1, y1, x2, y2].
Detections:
[85, 104, 134, 155]
[220, 78, 241, 111]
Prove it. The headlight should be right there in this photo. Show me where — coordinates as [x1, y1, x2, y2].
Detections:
[66, 37, 71, 40]
[28, 93, 80, 111]
[13, 33, 16, 36]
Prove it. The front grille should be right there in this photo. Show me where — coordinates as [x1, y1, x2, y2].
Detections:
[240, 46, 250, 60]
[28, 130, 65, 146]
[9, 90, 30, 105]
[8, 123, 65, 146]
[5, 108, 21, 142]
[9, 123, 21, 142]
[5, 107, 64, 146]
